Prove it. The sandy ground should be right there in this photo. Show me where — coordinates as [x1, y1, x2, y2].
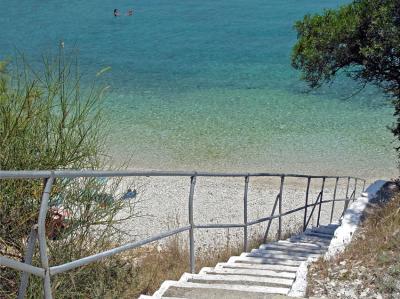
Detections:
[114, 175, 365, 253]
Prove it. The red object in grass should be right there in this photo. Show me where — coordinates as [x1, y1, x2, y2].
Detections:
[46, 207, 71, 240]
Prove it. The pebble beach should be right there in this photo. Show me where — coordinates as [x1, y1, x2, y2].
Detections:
[116, 174, 361, 250]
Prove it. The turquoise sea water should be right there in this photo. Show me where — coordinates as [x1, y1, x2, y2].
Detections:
[1, 0, 397, 178]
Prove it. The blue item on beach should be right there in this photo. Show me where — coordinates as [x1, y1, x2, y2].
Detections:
[122, 188, 137, 200]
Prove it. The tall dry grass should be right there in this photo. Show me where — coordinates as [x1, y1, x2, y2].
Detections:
[307, 182, 400, 297]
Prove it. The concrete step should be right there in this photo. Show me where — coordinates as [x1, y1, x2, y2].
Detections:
[277, 240, 327, 250]
[253, 247, 323, 256]
[250, 249, 322, 259]
[308, 226, 336, 234]
[289, 234, 332, 245]
[215, 262, 299, 273]
[160, 280, 290, 299]
[199, 266, 296, 279]
[228, 256, 302, 267]
[303, 230, 334, 239]
[327, 223, 340, 228]
[180, 273, 293, 287]
[199, 267, 217, 274]
[288, 240, 330, 248]
[244, 251, 310, 261]
[259, 242, 325, 254]
[287, 240, 330, 249]
[310, 226, 337, 235]
[139, 220, 342, 298]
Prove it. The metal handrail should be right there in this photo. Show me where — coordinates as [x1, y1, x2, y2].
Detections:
[304, 192, 323, 229]
[263, 193, 280, 243]
[0, 170, 365, 299]
[0, 170, 365, 179]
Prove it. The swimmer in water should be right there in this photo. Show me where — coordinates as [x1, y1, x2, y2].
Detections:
[127, 9, 133, 16]
[114, 9, 120, 17]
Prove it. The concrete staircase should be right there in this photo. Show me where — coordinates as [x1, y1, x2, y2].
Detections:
[139, 223, 339, 299]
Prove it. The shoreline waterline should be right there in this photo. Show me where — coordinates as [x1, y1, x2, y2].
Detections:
[105, 163, 396, 183]
[104, 86, 397, 181]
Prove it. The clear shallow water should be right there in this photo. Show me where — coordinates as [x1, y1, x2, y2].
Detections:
[1, 0, 397, 178]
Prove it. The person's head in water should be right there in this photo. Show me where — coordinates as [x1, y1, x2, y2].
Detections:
[114, 9, 120, 17]
[127, 9, 133, 16]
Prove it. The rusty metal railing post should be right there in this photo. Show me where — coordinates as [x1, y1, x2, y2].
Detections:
[316, 177, 325, 227]
[243, 175, 249, 252]
[354, 178, 358, 201]
[263, 193, 280, 243]
[18, 226, 38, 299]
[188, 175, 197, 274]
[304, 192, 322, 229]
[38, 174, 55, 299]
[277, 176, 284, 240]
[303, 177, 311, 231]
[345, 176, 350, 200]
[342, 176, 351, 216]
[329, 177, 339, 224]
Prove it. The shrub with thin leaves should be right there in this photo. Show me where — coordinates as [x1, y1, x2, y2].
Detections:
[0, 51, 139, 298]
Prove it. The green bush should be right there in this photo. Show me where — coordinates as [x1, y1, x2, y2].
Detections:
[0, 51, 138, 298]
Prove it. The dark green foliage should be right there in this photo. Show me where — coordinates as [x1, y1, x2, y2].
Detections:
[292, 0, 400, 148]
